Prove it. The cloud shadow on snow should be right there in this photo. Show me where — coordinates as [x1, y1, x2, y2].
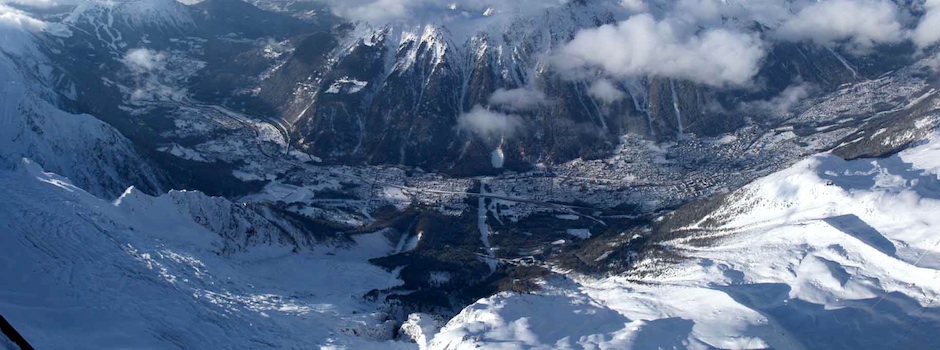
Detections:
[719, 283, 940, 350]
[815, 153, 940, 201]
[822, 214, 897, 256]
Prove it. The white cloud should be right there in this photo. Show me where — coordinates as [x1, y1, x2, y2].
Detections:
[739, 83, 816, 115]
[333, 0, 410, 23]
[0, 0, 77, 8]
[776, 0, 904, 51]
[0, 4, 51, 55]
[457, 105, 523, 139]
[0, 4, 44, 31]
[488, 88, 547, 112]
[588, 79, 626, 103]
[123, 48, 166, 74]
[554, 13, 765, 87]
[924, 52, 940, 72]
[673, 0, 723, 23]
[914, 0, 940, 48]
[324, 0, 569, 23]
[121, 48, 187, 101]
[619, 0, 646, 12]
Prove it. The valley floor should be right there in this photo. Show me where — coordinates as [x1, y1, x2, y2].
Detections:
[4, 132, 940, 349]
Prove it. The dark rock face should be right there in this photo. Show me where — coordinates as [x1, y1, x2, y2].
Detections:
[35, 0, 331, 195]
[238, 4, 914, 175]
[40, 0, 916, 179]
[13, 0, 939, 331]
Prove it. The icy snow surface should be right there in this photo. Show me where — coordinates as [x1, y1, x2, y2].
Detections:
[0, 159, 414, 349]
[430, 133, 940, 349]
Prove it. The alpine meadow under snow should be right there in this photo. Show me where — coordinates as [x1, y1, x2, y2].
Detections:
[1, 0, 940, 349]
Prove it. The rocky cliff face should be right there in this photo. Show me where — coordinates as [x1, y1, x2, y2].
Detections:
[11, 0, 916, 182]
[241, 0, 913, 175]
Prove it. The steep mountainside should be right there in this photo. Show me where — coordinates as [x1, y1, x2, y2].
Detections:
[2, 0, 940, 349]
[0, 4, 166, 198]
[238, 0, 914, 174]
[0, 159, 407, 349]
[429, 128, 940, 350]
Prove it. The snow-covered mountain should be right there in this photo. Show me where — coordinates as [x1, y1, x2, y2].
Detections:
[245, 0, 908, 174]
[0, 3, 167, 198]
[429, 129, 940, 350]
[0, 159, 409, 349]
[2, 0, 940, 349]
[3, 115, 939, 349]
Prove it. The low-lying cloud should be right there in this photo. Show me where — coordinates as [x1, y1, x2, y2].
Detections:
[324, 0, 569, 23]
[588, 79, 626, 103]
[776, 0, 904, 51]
[321, 0, 940, 87]
[618, 0, 646, 12]
[739, 83, 817, 115]
[121, 48, 188, 101]
[924, 52, 940, 72]
[488, 87, 547, 112]
[0, 0, 77, 9]
[457, 105, 523, 140]
[123, 48, 166, 74]
[914, 0, 940, 48]
[554, 13, 765, 87]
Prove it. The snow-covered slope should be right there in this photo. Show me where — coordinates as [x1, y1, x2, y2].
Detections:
[114, 186, 324, 254]
[2, 2, 939, 349]
[65, 0, 194, 34]
[0, 4, 165, 198]
[428, 130, 940, 349]
[0, 159, 414, 349]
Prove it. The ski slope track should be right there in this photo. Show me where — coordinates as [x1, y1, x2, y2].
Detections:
[0, 3, 165, 199]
